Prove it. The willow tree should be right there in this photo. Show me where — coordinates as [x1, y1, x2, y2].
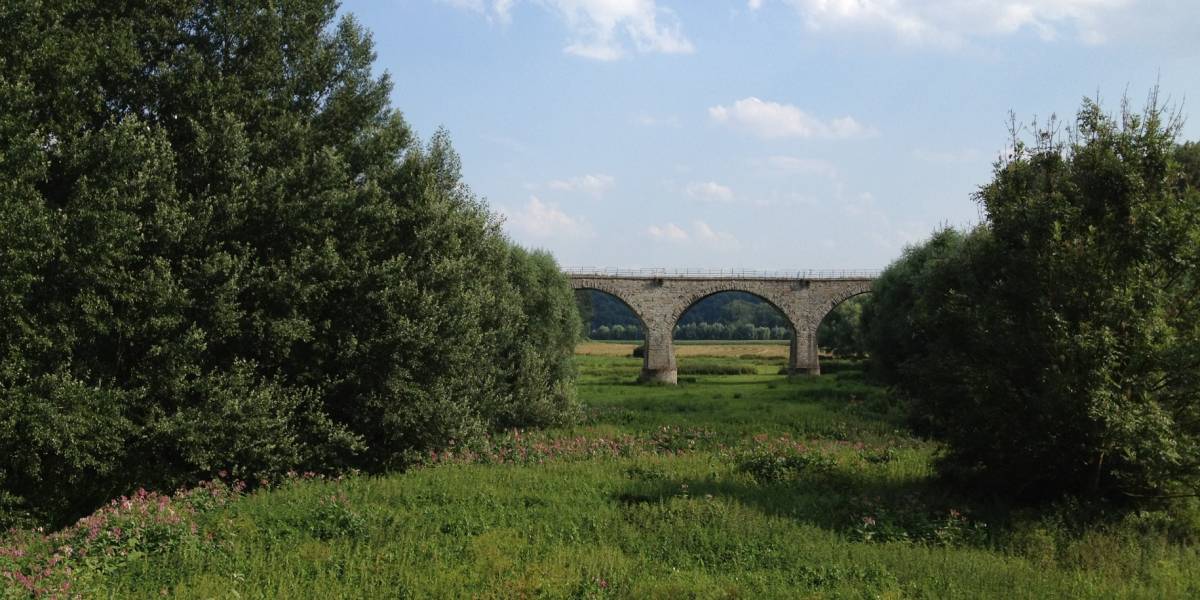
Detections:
[866, 94, 1200, 500]
[0, 0, 577, 526]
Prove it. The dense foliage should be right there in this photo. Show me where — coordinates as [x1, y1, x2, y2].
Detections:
[864, 96, 1200, 501]
[816, 297, 868, 357]
[0, 0, 578, 527]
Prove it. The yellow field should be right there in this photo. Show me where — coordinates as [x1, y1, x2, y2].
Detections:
[574, 341, 789, 358]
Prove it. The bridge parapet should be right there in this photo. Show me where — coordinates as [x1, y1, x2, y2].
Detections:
[563, 267, 880, 280]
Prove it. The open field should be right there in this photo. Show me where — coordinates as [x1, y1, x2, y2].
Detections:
[5, 348, 1198, 598]
[576, 340, 790, 359]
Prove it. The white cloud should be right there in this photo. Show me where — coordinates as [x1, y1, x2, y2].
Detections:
[758, 155, 840, 179]
[556, 0, 694, 60]
[748, 0, 764, 9]
[544, 173, 616, 196]
[444, 0, 694, 60]
[647, 222, 689, 241]
[770, 0, 1131, 46]
[692, 221, 738, 247]
[634, 112, 681, 127]
[709, 97, 874, 140]
[439, 0, 514, 23]
[646, 221, 738, 248]
[503, 196, 592, 238]
[685, 180, 735, 202]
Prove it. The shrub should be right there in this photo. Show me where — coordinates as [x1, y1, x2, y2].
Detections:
[738, 443, 836, 483]
[864, 93, 1200, 501]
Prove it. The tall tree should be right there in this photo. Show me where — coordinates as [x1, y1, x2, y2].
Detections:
[0, 0, 578, 525]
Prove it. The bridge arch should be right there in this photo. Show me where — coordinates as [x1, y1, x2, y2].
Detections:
[809, 281, 874, 329]
[566, 272, 876, 384]
[575, 287, 646, 340]
[667, 282, 799, 329]
[808, 285, 874, 373]
[671, 289, 793, 341]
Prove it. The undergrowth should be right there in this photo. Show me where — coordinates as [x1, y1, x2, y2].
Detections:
[2, 350, 1197, 598]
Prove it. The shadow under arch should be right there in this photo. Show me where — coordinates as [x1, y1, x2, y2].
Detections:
[811, 289, 873, 374]
[671, 289, 794, 342]
[574, 288, 646, 342]
[668, 287, 798, 379]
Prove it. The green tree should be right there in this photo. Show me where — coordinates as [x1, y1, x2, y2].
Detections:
[575, 290, 595, 339]
[817, 296, 868, 357]
[866, 94, 1200, 500]
[860, 228, 975, 388]
[0, 0, 577, 525]
[487, 247, 580, 429]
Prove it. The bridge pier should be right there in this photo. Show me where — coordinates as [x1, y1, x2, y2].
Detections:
[787, 327, 820, 376]
[639, 321, 678, 384]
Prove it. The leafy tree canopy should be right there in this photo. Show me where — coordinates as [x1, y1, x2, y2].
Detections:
[0, 0, 578, 526]
[864, 92, 1200, 501]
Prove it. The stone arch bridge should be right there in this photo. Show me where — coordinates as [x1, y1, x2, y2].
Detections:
[566, 268, 877, 384]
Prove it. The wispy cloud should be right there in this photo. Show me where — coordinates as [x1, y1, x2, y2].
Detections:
[633, 112, 682, 128]
[647, 222, 689, 241]
[443, 0, 694, 60]
[646, 220, 738, 248]
[709, 97, 874, 140]
[503, 196, 592, 238]
[540, 173, 616, 197]
[692, 221, 738, 247]
[755, 155, 840, 179]
[685, 180, 735, 203]
[751, 0, 1131, 46]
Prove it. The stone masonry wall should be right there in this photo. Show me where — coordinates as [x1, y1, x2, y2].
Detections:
[569, 276, 873, 383]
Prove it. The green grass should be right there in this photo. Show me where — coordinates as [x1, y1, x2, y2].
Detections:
[7, 353, 1200, 598]
[672, 339, 790, 345]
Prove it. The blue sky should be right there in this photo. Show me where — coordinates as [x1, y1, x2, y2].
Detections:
[338, 0, 1199, 270]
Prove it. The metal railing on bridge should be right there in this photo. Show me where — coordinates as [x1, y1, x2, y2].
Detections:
[561, 267, 880, 280]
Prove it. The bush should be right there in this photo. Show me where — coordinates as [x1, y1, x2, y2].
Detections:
[738, 444, 836, 483]
[864, 93, 1200, 501]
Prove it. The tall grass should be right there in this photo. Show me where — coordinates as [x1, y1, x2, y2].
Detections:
[4, 350, 1198, 598]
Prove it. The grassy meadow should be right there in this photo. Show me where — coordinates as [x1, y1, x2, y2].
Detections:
[5, 345, 1199, 598]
